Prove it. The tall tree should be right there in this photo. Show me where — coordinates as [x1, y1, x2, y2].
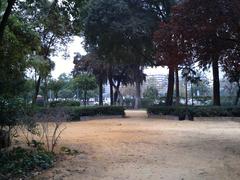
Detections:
[221, 49, 240, 105]
[48, 79, 64, 100]
[154, 22, 187, 105]
[82, 0, 164, 107]
[16, 0, 79, 104]
[171, 0, 240, 105]
[73, 52, 108, 106]
[0, 16, 40, 97]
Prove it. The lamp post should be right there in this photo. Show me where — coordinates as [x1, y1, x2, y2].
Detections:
[183, 68, 190, 120]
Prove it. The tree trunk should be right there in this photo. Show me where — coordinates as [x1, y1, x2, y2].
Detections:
[134, 80, 141, 109]
[114, 90, 118, 104]
[108, 67, 114, 106]
[175, 67, 180, 105]
[234, 86, 240, 106]
[0, 130, 10, 149]
[166, 66, 175, 106]
[109, 77, 114, 106]
[43, 78, 48, 107]
[32, 76, 41, 105]
[191, 82, 194, 105]
[113, 81, 121, 105]
[84, 90, 87, 106]
[110, 83, 113, 105]
[212, 57, 221, 106]
[99, 80, 103, 106]
[0, 0, 16, 43]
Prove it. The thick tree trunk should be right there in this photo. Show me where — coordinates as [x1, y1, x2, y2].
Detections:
[234, 86, 240, 106]
[99, 80, 103, 106]
[166, 66, 175, 106]
[212, 57, 221, 106]
[114, 90, 118, 104]
[113, 82, 121, 105]
[175, 67, 180, 105]
[109, 81, 114, 106]
[0, 130, 10, 149]
[0, 0, 16, 42]
[134, 80, 141, 109]
[32, 76, 41, 105]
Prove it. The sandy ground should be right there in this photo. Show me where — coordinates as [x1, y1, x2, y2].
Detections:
[37, 110, 240, 180]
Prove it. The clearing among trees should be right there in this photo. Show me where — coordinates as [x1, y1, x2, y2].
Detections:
[39, 110, 240, 180]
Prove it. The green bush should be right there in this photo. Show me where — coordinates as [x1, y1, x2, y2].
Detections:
[0, 147, 54, 179]
[0, 97, 29, 149]
[49, 100, 80, 107]
[34, 106, 125, 121]
[147, 106, 240, 117]
[68, 106, 125, 121]
[0, 97, 26, 128]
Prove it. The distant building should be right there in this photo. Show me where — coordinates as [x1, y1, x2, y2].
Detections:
[143, 74, 168, 96]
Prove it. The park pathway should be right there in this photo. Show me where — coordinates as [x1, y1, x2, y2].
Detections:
[124, 110, 148, 119]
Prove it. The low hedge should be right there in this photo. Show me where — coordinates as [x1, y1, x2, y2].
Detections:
[34, 106, 125, 121]
[49, 100, 80, 107]
[147, 106, 240, 117]
[68, 106, 125, 121]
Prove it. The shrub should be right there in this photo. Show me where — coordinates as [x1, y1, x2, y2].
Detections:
[68, 106, 125, 121]
[147, 106, 240, 117]
[32, 106, 125, 121]
[30, 108, 68, 152]
[0, 147, 54, 179]
[0, 97, 26, 148]
[49, 100, 80, 107]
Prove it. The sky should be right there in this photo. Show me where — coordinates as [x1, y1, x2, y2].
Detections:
[51, 36, 168, 79]
[51, 36, 86, 78]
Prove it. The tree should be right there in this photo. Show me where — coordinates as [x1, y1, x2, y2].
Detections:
[27, 56, 55, 104]
[143, 86, 159, 105]
[73, 52, 108, 106]
[16, 0, 79, 104]
[171, 0, 240, 106]
[73, 74, 97, 106]
[154, 22, 187, 106]
[57, 73, 75, 99]
[0, 16, 40, 97]
[82, 0, 163, 107]
[221, 49, 240, 105]
[49, 79, 64, 100]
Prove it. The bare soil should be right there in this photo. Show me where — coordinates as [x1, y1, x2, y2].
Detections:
[37, 110, 240, 180]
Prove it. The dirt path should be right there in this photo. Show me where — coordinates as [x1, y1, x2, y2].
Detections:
[38, 110, 240, 180]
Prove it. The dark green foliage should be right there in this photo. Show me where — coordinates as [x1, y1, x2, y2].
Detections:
[49, 100, 81, 107]
[0, 97, 25, 128]
[68, 106, 125, 120]
[32, 106, 125, 121]
[147, 106, 240, 117]
[0, 147, 54, 179]
[147, 106, 175, 115]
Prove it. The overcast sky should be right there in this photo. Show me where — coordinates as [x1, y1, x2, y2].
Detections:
[51, 36, 86, 78]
